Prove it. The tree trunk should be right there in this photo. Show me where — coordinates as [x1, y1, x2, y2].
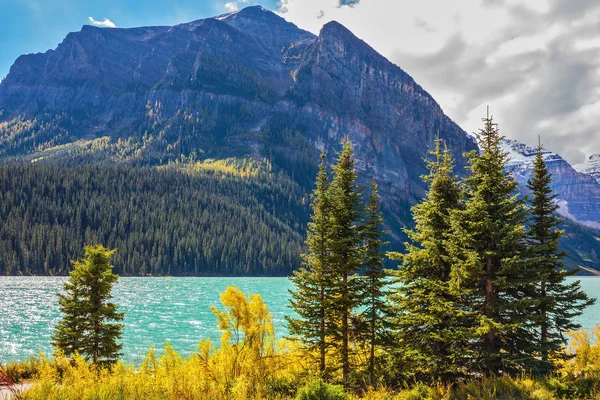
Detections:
[320, 285, 326, 375]
[342, 272, 349, 384]
[541, 279, 548, 362]
[484, 254, 497, 374]
[369, 291, 376, 386]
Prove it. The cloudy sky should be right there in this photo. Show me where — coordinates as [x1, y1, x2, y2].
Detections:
[1, 0, 599, 163]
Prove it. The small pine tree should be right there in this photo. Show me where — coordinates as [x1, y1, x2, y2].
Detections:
[52, 245, 124, 366]
[328, 139, 364, 383]
[388, 139, 465, 383]
[288, 153, 333, 376]
[361, 180, 390, 386]
[447, 112, 535, 375]
[527, 140, 596, 374]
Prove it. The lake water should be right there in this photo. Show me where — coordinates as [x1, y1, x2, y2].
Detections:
[1, 276, 599, 363]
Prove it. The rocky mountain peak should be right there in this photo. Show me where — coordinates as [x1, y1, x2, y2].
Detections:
[0, 6, 598, 269]
[0, 6, 584, 250]
[320, 20, 351, 36]
[218, 6, 314, 52]
[316, 20, 380, 59]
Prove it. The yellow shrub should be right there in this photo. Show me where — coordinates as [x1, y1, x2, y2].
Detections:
[23, 286, 303, 400]
[560, 325, 600, 379]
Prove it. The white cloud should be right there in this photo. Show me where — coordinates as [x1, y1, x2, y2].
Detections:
[88, 17, 117, 28]
[277, 0, 600, 164]
[225, 2, 239, 12]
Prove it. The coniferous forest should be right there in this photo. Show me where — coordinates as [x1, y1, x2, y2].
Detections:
[0, 159, 308, 276]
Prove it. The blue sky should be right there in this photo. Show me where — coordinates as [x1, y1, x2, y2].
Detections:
[0, 0, 278, 80]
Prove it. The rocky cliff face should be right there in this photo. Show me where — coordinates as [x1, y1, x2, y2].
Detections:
[287, 21, 473, 194]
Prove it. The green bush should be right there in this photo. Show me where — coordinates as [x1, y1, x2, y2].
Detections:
[296, 380, 349, 400]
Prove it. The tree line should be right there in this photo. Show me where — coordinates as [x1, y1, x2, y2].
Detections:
[0, 160, 308, 276]
[288, 114, 595, 387]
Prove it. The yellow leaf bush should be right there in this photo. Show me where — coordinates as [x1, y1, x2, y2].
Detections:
[23, 286, 303, 400]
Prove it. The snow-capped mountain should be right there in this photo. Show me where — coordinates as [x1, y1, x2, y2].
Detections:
[502, 139, 600, 229]
[574, 154, 600, 185]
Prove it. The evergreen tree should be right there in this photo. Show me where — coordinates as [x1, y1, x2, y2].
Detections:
[328, 139, 364, 384]
[52, 245, 125, 366]
[287, 153, 333, 376]
[388, 139, 465, 383]
[361, 179, 390, 386]
[527, 141, 595, 373]
[447, 112, 535, 375]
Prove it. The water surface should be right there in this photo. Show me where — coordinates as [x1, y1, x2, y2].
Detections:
[1, 276, 598, 363]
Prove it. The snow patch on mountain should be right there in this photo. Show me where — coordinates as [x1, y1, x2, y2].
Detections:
[501, 139, 562, 169]
[574, 154, 600, 184]
[557, 200, 600, 230]
[501, 139, 600, 229]
[215, 10, 240, 20]
[500, 139, 563, 184]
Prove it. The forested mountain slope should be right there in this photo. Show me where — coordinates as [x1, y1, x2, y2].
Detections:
[0, 161, 307, 275]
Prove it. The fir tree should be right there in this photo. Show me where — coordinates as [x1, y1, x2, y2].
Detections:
[447, 112, 535, 375]
[527, 140, 595, 374]
[328, 139, 364, 383]
[52, 245, 125, 366]
[388, 139, 465, 383]
[361, 180, 390, 386]
[287, 153, 333, 376]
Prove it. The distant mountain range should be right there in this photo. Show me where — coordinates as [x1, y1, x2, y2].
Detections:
[0, 6, 598, 274]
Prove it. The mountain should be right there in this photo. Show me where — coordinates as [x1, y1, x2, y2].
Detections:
[0, 6, 597, 274]
[501, 140, 600, 272]
[0, 6, 475, 199]
[574, 154, 600, 185]
[502, 140, 600, 228]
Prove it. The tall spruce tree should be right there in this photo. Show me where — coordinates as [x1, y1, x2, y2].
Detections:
[388, 139, 465, 382]
[287, 153, 333, 376]
[361, 179, 390, 386]
[447, 113, 535, 375]
[527, 140, 595, 374]
[52, 245, 124, 366]
[328, 139, 364, 384]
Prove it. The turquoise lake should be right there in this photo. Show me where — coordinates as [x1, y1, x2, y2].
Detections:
[1, 276, 599, 363]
